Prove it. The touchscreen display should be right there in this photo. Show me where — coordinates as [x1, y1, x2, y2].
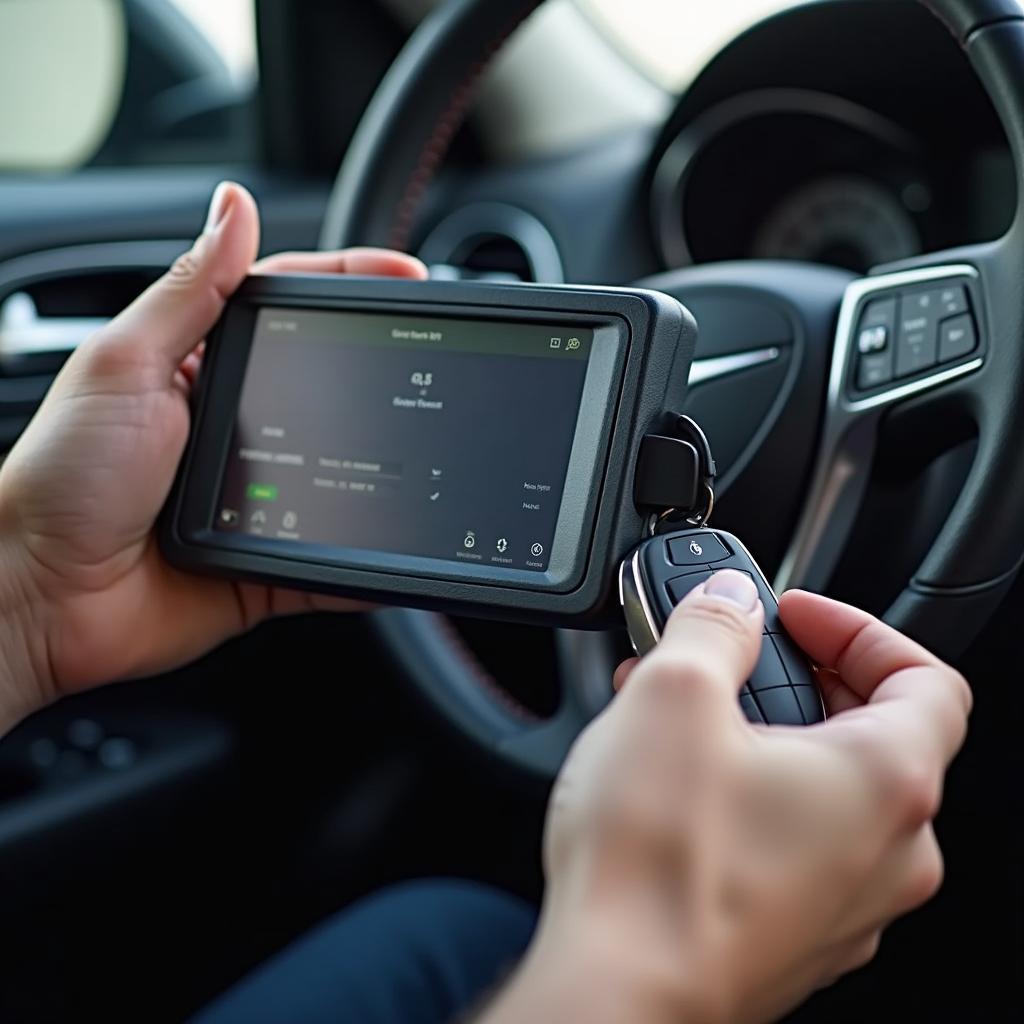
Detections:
[214, 308, 595, 572]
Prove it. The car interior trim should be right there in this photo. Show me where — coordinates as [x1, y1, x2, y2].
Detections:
[686, 345, 782, 387]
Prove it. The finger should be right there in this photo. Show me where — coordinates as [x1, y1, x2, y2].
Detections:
[252, 248, 428, 279]
[779, 590, 947, 702]
[816, 667, 863, 715]
[98, 182, 260, 372]
[613, 658, 639, 692]
[178, 342, 205, 389]
[639, 569, 764, 707]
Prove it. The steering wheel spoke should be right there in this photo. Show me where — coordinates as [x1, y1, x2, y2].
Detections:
[776, 262, 986, 596]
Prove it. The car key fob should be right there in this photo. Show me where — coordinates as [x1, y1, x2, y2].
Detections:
[619, 527, 825, 726]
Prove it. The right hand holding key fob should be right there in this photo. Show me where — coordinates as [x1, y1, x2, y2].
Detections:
[620, 527, 825, 726]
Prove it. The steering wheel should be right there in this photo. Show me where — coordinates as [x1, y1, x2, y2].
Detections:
[319, 0, 1024, 779]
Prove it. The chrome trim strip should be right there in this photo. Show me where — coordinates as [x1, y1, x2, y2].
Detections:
[619, 551, 660, 657]
[688, 346, 781, 386]
[774, 264, 982, 595]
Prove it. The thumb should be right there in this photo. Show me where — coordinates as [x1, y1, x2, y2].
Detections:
[100, 181, 260, 373]
[640, 569, 764, 707]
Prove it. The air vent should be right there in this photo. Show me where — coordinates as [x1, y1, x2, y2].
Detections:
[418, 202, 564, 283]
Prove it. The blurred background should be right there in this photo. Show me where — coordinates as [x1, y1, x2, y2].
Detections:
[0, 0, 796, 173]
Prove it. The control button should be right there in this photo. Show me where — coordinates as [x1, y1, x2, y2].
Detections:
[463, 531, 476, 550]
[739, 693, 765, 724]
[246, 483, 279, 502]
[496, 538, 508, 553]
[857, 325, 888, 354]
[938, 284, 969, 317]
[219, 508, 240, 527]
[429, 491, 441, 502]
[794, 686, 825, 725]
[857, 352, 894, 390]
[282, 511, 298, 531]
[938, 314, 977, 363]
[753, 687, 804, 727]
[666, 570, 713, 605]
[667, 532, 731, 566]
[712, 568, 781, 633]
[98, 737, 138, 770]
[530, 542, 544, 558]
[67, 719, 104, 751]
[774, 633, 813, 686]
[250, 509, 267, 526]
[860, 296, 897, 330]
[895, 291, 939, 378]
[747, 636, 790, 693]
[549, 337, 562, 350]
[854, 296, 896, 391]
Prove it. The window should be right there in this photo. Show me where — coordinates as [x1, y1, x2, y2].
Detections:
[0, 0, 258, 172]
[575, 0, 804, 91]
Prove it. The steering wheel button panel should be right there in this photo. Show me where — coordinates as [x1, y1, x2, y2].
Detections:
[667, 532, 731, 566]
[777, 264, 985, 599]
[848, 275, 980, 398]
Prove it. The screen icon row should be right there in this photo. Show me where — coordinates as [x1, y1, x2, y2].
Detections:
[463, 531, 543, 558]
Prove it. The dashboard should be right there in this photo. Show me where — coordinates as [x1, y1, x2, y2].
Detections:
[420, 0, 1016, 282]
[650, 0, 1017, 276]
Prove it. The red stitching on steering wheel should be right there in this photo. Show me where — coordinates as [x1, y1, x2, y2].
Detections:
[387, 6, 539, 251]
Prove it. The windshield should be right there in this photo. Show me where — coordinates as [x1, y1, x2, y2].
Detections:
[576, 0, 808, 91]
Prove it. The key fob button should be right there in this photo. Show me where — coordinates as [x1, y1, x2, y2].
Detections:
[773, 632, 817, 688]
[753, 687, 804, 727]
[739, 693, 765, 724]
[713, 568, 782, 633]
[794, 686, 826, 725]
[667, 532, 731, 566]
[747, 636, 789, 692]
[665, 570, 714, 605]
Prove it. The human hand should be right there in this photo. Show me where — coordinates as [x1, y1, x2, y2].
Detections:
[0, 182, 427, 728]
[483, 572, 970, 1024]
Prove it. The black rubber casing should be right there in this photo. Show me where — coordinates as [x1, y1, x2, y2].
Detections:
[160, 275, 695, 627]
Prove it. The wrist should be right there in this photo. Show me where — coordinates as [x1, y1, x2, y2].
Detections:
[480, 910, 721, 1024]
[0, 516, 52, 734]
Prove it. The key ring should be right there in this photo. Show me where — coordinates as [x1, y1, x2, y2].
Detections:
[645, 481, 715, 537]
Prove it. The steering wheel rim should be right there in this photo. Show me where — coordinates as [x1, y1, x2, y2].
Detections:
[321, 0, 1024, 779]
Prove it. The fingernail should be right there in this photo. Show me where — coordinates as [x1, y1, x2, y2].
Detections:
[203, 181, 234, 234]
[703, 570, 759, 612]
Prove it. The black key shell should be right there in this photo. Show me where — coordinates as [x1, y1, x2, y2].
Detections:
[633, 528, 824, 727]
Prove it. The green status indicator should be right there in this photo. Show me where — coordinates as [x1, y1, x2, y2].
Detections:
[247, 483, 279, 501]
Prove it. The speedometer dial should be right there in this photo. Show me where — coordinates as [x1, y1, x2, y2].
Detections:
[751, 175, 921, 271]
